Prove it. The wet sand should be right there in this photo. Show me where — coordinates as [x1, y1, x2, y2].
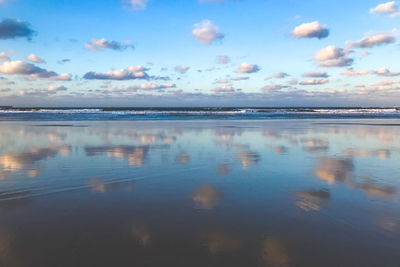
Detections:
[0, 120, 399, 266]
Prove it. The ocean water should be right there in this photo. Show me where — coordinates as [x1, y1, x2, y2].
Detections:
[0, 120, 399, 266]
[0, 107, 400, 120]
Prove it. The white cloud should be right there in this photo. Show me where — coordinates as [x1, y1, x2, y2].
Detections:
[273, 72, 289, 78]
[303, 71, 329, 78]
[231, 77, 249, 81]
[370, 1, 399, 17]
[375, 67, 400, 76]
[175, 65, 190, 74]
[341, 68, 400, 76]
[215, 79, 229, 84]
[357, 80, 400, 94]
[0, 51, 10, 61]
[314, 46, 353, 67]
[84, 65, 149, 80]
[348, 32, 396, 48]
[315, 46, 346, 61]
[235, 63, 260, 73]
[19, 85, 68, 97]
[0, 18, 36, 40]
[26, 53, 45, 63]
[138, 82, 176, 90]
[341, 69, 371, 76]
[291, 21, 330, 39]
[47, 85, 67, 93]
[262, 84, 289, 93]
[85, 38, 134, 51]
[299, 78, 329, 85]
[192, 20, 224, 45]
[213, 85, 235, 94]
[123, 0, 148, 10]
[0, 60, 71, 81]
[216, 55, 230, 64]
[104, 83, 176, 95]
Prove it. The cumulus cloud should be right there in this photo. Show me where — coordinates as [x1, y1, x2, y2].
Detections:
[175, 65, 190, 74]
[138, 82, 176, 90]
[291, 21, 330, 39]
[212, 85, 235, 94]
[314, 46, 353, 67]
[262, 84, 289, 93]
[231, 76, 249, 81]
[193, 184, 223, 210]
[357, 80, 400, 94]
[192, 20, 224, 45]
[19, 85, 67, 97]
[123, 0, 148, 10]
[341, 69, 371, 76]
[375, 67, 400, 76]
[47, 85, 67, 93]
[299, 78, 329, 85]
[0, 60, 71, 81]
[84, 66, 149, 80]
[26, 53, 45, 63]
[216, 55, 230, 64]
[347, 32, 396, 48]
[341, 68, 400, 76]
[0, 18, 36, 40]
[340, 68, 400, 77]
[303, 71, 329, 78]
[104, 83, 176, 95]
[0, 51, 10, 61]
[215, 79, 229, 84]
[273, 72, 289, 78]
[370, 1, 399, 17]
[85, 38, 134, 51]
[235, 63, 260, 73]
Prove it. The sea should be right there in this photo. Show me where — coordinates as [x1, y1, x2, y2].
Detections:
[0, 107, 399, 120]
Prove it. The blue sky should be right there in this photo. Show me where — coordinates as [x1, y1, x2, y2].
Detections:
[0, 0, 399, 106]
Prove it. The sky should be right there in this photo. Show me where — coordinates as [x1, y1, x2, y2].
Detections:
[0, 0, 399, 107]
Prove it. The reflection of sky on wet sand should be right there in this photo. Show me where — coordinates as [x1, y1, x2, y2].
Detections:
[193, 184, 223, 210]
[85, 145, 149, 167]
[315, 157, 354, 184]
[131, 223, 151, 247]
[202, 232, 242, 254]
[0, 146, 71, 179]
[261, 238, 290, 267]
[0, 120, 399, 266]
[295, 189, 331, 212]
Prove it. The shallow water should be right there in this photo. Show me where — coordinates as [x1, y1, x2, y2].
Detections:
[0, 120, 399, 266]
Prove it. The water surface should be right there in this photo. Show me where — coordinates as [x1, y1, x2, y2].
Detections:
[0, 120, 399, 266]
